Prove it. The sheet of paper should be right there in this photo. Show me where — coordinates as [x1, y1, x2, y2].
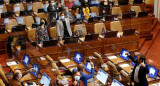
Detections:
[89, 56, 96, 59]
[108, 56, 117, 59]
[40, 57, 46, 60]
[7, 61, 18, 66]
[119, 64, 130, 68]
[60, 59, 70, 63]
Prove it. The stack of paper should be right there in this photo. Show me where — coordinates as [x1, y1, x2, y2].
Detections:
[7, 61, 18, 66]
[108, 56, 117, 59]
[119, 64, 130, 68]
[60, 59, 70, 63]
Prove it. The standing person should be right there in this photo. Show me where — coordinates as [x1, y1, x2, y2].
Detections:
[36, 18, 49, 43]
[77, 61, 95, 86]
[65, 0, 74, 9]
[47, 0, 58, 23]
[99, 0, 111, 16]
[126, 53, 149, 86]
[56, 12, 72, 39]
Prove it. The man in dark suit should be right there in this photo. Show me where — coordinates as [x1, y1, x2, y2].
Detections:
[126, 53, 149, 86]
[47, 0, 58, 23]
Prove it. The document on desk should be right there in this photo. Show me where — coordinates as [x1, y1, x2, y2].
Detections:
[151, 84, 157, 86]
[40, 57, 46, 60]
[108, 56, 117, 59]
[7, 61, 18, 66]
[119, 64, 130, 68]
[60, 59, 71, 63]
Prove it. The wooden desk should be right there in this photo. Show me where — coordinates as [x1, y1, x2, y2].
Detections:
[20, 73, 41, 82]
[9, 63, 26, 72]
[106, 56, 125, 64]
[118, 62, 134, 73]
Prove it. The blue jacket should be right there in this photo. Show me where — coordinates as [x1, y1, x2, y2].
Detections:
[80, 68, 95, 86]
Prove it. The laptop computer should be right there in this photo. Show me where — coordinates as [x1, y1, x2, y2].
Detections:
[32, 23, 39, 28]
[96, 68, 109, 85]
[138, 11, 149, 17]
[148, 65, 159, 79]
[122, 13, 131, 19]
[64, 37, 79, 44]
[12, 25, 26, 32]
[31, 63, 40, 78]
[0, 27, 5, 34]
[85, 62, 92, 73]
[92, 33, 99, 40]
[22, 54, 31, 67]
[38, 9, 45, 13]
[43, 39, 58, 47]
[104, 15, 118, 21]
[119, 48, 131, 61]
[123, 28, 136, 36]
[105, 31, 118, 38]
[118, 0, 129, 5]
[85, 34, 92, 41]
[40, 72, 51, 86]
[111, 79, 124, 86]
[35, 17, 40, 25]
[73, 52, 83, 64]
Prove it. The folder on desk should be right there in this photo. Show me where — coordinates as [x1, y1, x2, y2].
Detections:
[12, 25, 26, 32]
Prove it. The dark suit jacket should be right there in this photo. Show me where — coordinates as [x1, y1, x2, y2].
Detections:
[128, 55, 149, 86]
[47, 4, 57, 23]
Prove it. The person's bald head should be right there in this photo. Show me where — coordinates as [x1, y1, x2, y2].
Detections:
[77, 64, 84, 72]
[13, 70, 22, 80]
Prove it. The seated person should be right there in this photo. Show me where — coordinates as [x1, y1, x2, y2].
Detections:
[99, 0, 112, 16]
[9, 70, 22, 86]
[77, 61, 95, 86]
[9, 69, 32, 86]
[56, 12, 72, 39]
[69, 69, 84, 86]
[36, 18, 49, 43]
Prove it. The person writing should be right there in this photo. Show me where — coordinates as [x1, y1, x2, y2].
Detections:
[126, 53, 149, 86]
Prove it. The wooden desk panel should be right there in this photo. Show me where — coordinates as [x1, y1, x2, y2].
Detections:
[83, 40, 103, 56]
[62, 43, 83, 57]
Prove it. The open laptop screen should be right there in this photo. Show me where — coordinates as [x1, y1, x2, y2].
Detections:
[22, 54, 30, 67]
[85, 62, 92, 73]
[119, 48, 131, 61]
[111, 79, 124, 86]
[32, 63, 40, 78]
[96, 68, 109, 85]
[40, 72, 51, 86]
[73, 52, 83, 64]
[148, 65, 159, 79]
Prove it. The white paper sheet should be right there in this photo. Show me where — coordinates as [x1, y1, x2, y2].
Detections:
[40, 57, 46, 60]
[7, 61, 18, 66]
[108, 56, 117, 59]
[119, 64, 130, 68]
[60, 59, 70, 63]
[0, 5, 3, 8]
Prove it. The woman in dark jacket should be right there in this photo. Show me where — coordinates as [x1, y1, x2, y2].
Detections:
[36, 18, 49, 43]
